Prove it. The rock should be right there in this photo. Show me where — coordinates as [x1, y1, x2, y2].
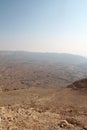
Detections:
[7, 126, 18, 130]
[83, 126, 87, 130]
[59, 120, 69, 128]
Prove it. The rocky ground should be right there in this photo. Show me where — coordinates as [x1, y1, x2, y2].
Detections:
[0, 104, 87, 130]
[0, 84, 87, 130]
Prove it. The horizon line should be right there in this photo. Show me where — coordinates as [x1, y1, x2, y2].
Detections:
[0, 50, 86, 57]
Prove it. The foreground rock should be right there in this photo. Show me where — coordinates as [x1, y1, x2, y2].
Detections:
[0, 104, 87, 130]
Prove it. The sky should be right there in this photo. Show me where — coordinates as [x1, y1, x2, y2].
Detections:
[0, 0, 87, 56]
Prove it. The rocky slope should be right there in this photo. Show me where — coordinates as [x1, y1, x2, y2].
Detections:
[1, 104, 87, 130]
[0, 82, 87, 130]
[68, 78, 87, 91]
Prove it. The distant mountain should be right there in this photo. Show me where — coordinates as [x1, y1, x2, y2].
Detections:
[0, 51, 87, 64]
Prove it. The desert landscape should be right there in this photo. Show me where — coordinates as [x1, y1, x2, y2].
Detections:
[0, 51, 87, 91]
[1, 0, 87, 129]
[0, 51, 87, 130]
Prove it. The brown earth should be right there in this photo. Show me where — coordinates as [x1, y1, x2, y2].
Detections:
[0, 52, 87, 130]
[0, 86, 87, 130]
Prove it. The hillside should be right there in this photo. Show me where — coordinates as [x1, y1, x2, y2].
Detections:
[0, 81, 87, 130]
[0, 51, 87, 130]
[68, 78, 87, 91]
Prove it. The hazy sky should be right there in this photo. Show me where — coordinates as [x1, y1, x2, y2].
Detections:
[0, 0, 87, 56]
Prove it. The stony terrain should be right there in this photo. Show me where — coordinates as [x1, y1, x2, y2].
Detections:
[0, 51, 87, 130]
[0, 104, 87, 130]
[0, 86, 87, 130]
